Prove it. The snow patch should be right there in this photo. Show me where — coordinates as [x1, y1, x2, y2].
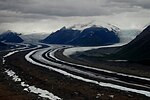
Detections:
[109, 95, 114, 98]
[5, 69, 21, 82]
[5, 69, 61, 100]
[68, 22, 120, 33]
[25, 86, 61, 100]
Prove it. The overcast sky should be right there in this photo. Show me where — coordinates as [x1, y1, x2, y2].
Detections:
[0, 0, 150, 33]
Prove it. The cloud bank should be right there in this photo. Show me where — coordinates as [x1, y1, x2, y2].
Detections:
[0, 0, 149, 33]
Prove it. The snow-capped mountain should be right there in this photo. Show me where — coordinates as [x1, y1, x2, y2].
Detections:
[68, 22, 120, 33]
[68, 22, 141, 44]
[0, 30, 23, 43]
[67, 26, 120, 46]
[41, 23, 120, 46]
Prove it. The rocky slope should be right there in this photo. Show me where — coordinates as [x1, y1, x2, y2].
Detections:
[41, 23, 120, 46]
[114, 25, 150, 63]
[0, 30, 23, 43]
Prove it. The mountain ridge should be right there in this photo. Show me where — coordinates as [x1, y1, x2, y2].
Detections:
[41, 24, 120, 46]
[0, 30, 23, 43]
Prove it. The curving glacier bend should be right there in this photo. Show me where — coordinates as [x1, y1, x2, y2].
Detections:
[25, 45, 150, 97]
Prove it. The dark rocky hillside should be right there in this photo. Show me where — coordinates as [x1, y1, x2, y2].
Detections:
[41, 25, 120, 46]
[0, 30, 23, 43]
[41, 27, 80, 44]
[67, 27, 119, 46]
[114, 25, 150, 63]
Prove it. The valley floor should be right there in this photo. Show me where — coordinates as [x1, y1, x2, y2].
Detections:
[0, 47, 149, 100]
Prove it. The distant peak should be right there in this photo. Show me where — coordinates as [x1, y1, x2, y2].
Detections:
[67, 22, 120, 33]
[4, 30, 16, 33]
[7, 30, 12, 32]
[68, 22, 94, 30]
[1, 30, 19, 36]
[60, 26, 67, 30]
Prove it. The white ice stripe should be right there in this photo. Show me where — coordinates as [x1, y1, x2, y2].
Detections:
[43, 50, 119, 82]
[19, 45, 42, 52]
[5, 69, 61, 100]
[0, 43, 31, 53]
[51, 48, 150, 81]
[107, 60, 128, 62]
[3, 45, 42, 58]
[34, 48, 119, 84]
[3, 51, 19, 58]
[63, 43, 125, 57]
[26, 50, 150, 97]
[44, 50, 150, 89]
[2, 45, 42, 65]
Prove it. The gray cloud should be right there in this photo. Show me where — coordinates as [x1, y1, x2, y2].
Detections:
[0, 0, 149, 16]
[0, 0, 149, 33]
[0, 0, 109, 16]
[109, 0, 150, 9]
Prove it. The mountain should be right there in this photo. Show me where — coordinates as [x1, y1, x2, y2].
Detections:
[67, 26, 120, 46]
[41, 27, 81, 44]
[0, 30, 23, 43]
[114, 25, 150, 63]
[41, 23, 120, 46]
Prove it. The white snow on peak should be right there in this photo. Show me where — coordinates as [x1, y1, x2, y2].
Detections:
[68, 21, 120, 33]
[0, 30, 20, 36]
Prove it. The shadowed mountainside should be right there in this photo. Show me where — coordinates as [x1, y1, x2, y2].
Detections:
[0, 30, 23, 43]
[113, 25, 150, 63]
[41, 25, 120, 46]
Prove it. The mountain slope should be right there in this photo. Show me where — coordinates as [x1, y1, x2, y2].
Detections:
[41, 27, 81, 44]
[41, 24, 120, 46]
[0, 30, 23, 43]
[67, 27, 119, 46]
[114, 25, 150, 62]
